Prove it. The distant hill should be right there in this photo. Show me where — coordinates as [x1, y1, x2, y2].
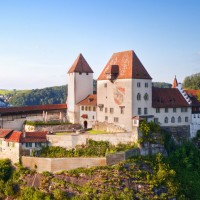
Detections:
[152, 82, 172, 88]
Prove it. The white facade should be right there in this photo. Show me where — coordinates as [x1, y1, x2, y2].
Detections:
[152, 107, 192, 126]
[67, 72, 93, 124]
[79, 105, 96, 128]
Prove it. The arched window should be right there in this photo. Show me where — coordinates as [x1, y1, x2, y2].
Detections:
[144, 93, 149, 101]
[178, 116, 181, 123]
[171, 116, 175, 123]
[137, 93, 141, 101]
[164, 117, 168, 123]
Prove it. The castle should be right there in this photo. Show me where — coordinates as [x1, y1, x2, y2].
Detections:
[66, 50, 200, 138]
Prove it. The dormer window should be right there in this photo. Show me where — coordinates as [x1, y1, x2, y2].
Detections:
[106, 65, 119, 82]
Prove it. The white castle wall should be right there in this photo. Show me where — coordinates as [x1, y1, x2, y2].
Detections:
[152, 107, 192, 126]
[132, 79, 152, 117]
[97, 79, 133, 131]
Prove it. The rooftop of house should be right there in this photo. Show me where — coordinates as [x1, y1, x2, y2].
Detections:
[152, 88, 190, 108]
[0, 129, 13, 138]
[0, 129, 48, 143]
[0, 104, 67, 115]
[68, 53, 93, 73]
[77, 94, 97, 106]
[98, 50, 152, 80]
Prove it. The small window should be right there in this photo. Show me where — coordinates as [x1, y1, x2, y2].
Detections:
[114, 117, 119, 123]
[165, 108, 168, 113]
[92, 115, 94, 119]
[144, 93, 149, 101]
[145, 83, 148, 88]
[171, 117, 175, 123]
[164, 117, 168, 123]
[156, 108, 160, 113]
[110, 108, 114, 114]
[138, 107, 141, 115]
[85, 106, 88, 111]
[194, 114, 196, 118]
[86, 73, 89, 75]
[12, 142, 15, 147]
[79, 72, 82, 75]
[185, 117, 188, 122]
[173, 108, 176, 113]
[181, 107, 188, 112]
[105, 107, 107, 113]
[154, 118, 159, 124]
[144, 108, 148, 114]
[88, 107, 91, 111]
[100, 107, 103, 111]
[93, 107, 96, 111]
[104, 83, 107, 88]
[137, 93, 141, 101]
[81, 106, 84, 111]
[137, 82, 141, 87]
[105, 116, 108, 121]
[7, 142, 10, 147]
[120, 106, 125, 114]
[178, 116, 181, 123]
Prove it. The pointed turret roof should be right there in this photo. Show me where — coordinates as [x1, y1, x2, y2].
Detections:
[68, 54, 93, 73]
[98, 50, 152, 80]
[172, 76, 178, 88]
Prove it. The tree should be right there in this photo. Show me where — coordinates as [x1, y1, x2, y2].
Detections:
[183, 73, 200, 89]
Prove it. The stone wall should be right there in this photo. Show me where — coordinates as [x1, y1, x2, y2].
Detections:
[22, 156, 106, 173]
[24, 124, 81, 132]
[47, 132, 136, 149]
[92, 121, 127, 133]
[161, 125, 190, 141]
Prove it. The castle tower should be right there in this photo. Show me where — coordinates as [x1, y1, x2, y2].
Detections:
[97, 50, 152, 131]
[67, 54, 93, 123]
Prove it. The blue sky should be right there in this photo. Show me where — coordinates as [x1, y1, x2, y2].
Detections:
[0, 0, 200, 89]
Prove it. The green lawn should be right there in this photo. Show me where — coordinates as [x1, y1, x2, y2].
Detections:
[88, 130, 109, 134]
[55, 132, 73, 135]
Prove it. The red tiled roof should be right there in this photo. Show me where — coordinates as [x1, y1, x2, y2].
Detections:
[5, 131, 22, 142]
[77, 94, 97, 106]
[0, 129, 13, 138]
[20, 131, 48, 143]
[172, 76, 178, 88]
[0, 104, 67, 114]
[152, 88, 189, 108]
[98, 50, 152, 80]
[68, 54, 93, 73]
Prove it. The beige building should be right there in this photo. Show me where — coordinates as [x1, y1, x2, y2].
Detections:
[0, 129, 49, 163]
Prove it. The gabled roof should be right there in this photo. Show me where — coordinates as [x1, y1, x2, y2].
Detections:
[68, 54, 93, 73]
[20, 131, 48, 143]
[5, 131, 22, 142]
[98, 50, 152, 80]
[0, 104, 67, 115]
[77, 94, 97, 106]
[172, 76, 178, 88]
[0, 130, 48, 143]
[0, 129, 13, 138]
[152, 88, 190, 108]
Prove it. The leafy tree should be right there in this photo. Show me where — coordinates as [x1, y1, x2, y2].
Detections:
[0, 159, 13, 181]
[183, 73, 200, 89]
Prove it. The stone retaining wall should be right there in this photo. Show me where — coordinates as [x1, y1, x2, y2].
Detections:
[22, 156, 106, 173]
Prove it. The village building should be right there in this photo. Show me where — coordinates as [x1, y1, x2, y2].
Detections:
[0, 129, 49, 163]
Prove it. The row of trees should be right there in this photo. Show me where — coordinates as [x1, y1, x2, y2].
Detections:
[183, 72, 200, 89]
[9, 86, 67, 106]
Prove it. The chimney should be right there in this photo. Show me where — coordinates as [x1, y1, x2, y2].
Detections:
[23, 131, 26, 138]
